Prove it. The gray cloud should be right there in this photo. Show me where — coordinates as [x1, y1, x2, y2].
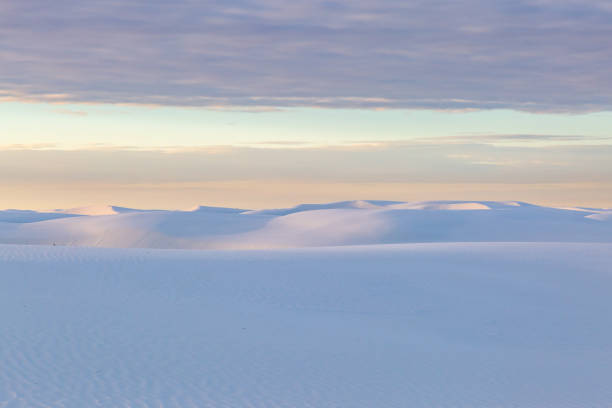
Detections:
[1, 0, 611, 111]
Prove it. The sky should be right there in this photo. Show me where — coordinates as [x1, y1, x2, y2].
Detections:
[1, 0, 611, 209]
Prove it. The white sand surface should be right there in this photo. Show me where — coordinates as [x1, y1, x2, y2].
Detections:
[2, 242, 612, 407]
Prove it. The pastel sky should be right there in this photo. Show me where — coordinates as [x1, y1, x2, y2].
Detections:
[1, 0, 611, 209]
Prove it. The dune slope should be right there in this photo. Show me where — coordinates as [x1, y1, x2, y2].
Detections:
[0, 200, 611, 249]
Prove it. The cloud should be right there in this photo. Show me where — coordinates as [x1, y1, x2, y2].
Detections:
[1, 142, 611, 186]
[0, 143, 60, 150]
[52, 108, 88, 116]
[414, 134, 612, 146]
[2, 133, 610, 154]
[0, 0, 611, 112]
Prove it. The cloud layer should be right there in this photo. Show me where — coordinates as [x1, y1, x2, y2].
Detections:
[3, 142, 612, 210]
[2, 142, 611, 184]
[1, 0, 611, 111]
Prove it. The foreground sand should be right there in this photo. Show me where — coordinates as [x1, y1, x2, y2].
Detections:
[2, 243, 612, 407]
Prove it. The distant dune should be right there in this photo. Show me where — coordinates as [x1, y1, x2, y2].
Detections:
[1, 200, 611, 249]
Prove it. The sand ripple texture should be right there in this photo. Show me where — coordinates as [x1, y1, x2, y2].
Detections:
[1, 243, 612, 407]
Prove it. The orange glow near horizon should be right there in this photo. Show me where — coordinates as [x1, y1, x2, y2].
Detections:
[2, 181, 611, 211]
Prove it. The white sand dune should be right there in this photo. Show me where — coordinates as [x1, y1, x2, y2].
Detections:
[0, 209, 79, 223]
[587, 211, 612, 221]
[0, 200, 611, 249]
[2, 200, 612, 407]
[1, 243, 612, 407]
[54, 204, 145, 216]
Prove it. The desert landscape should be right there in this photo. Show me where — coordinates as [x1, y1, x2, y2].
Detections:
[2, 0, 611, 406]
[2, 201, 612, 407]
